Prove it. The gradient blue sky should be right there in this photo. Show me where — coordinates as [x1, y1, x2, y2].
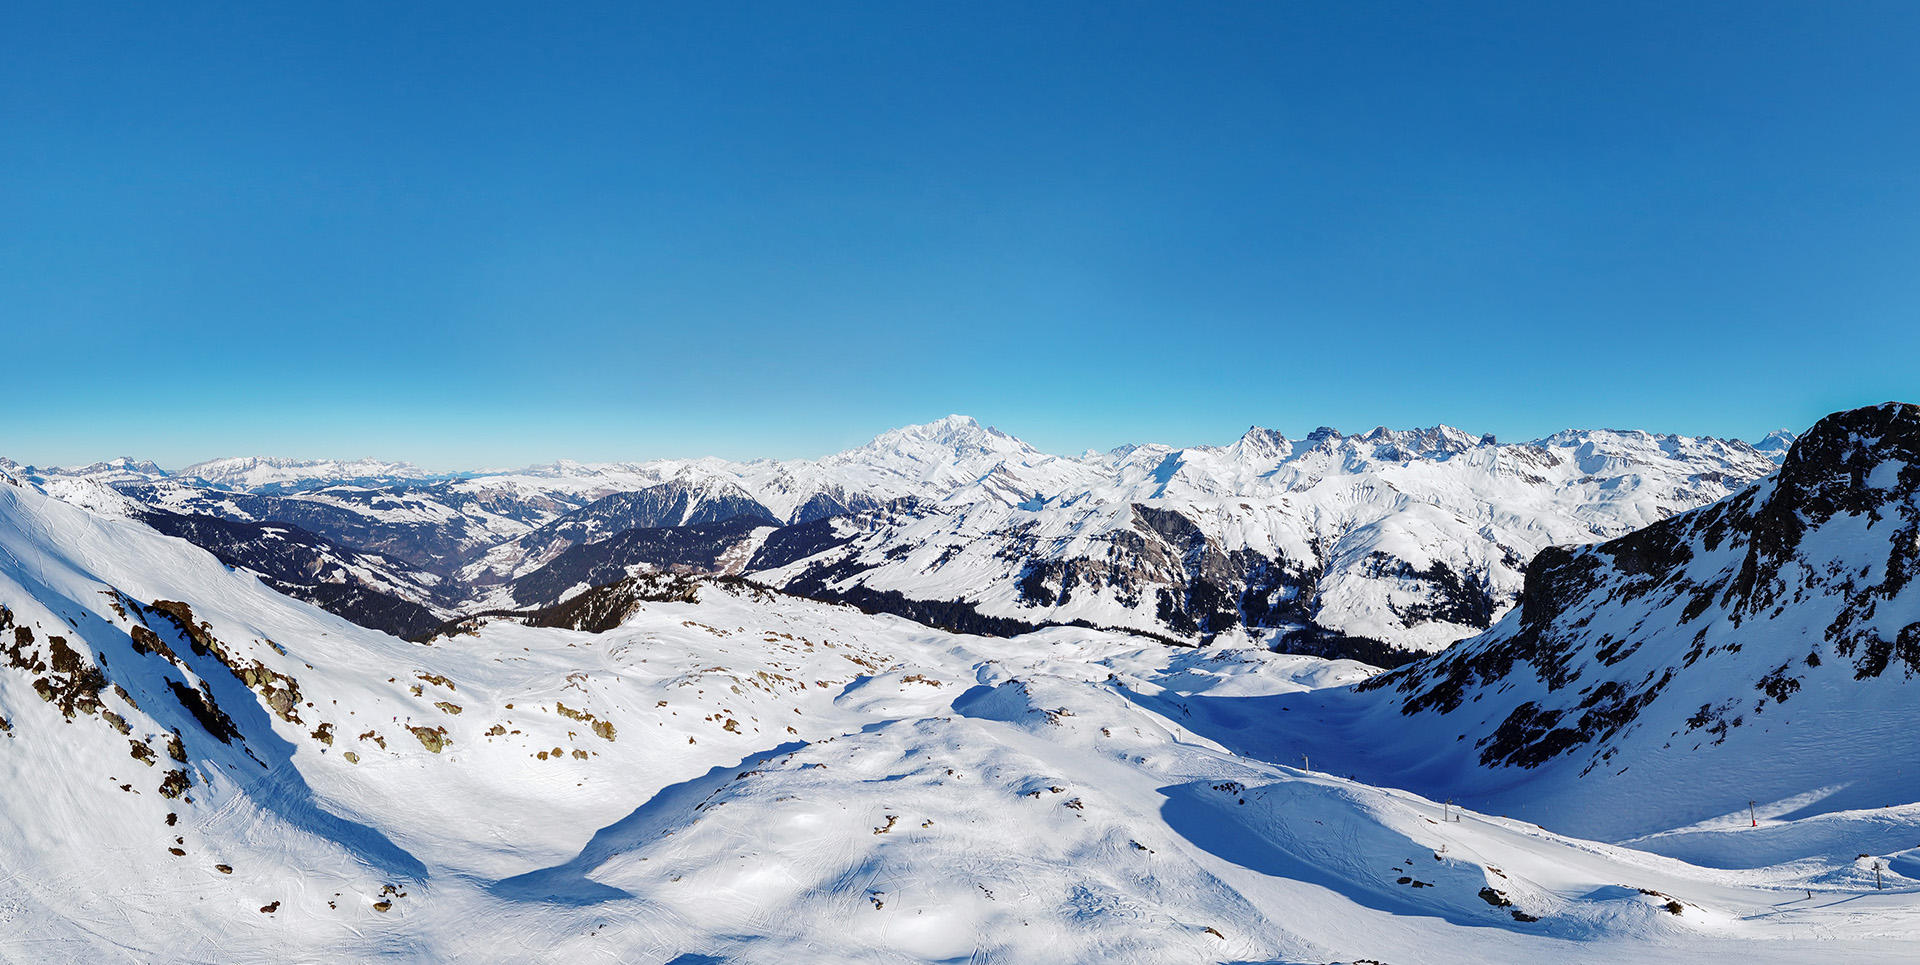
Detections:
[4, 2, 1916, 468]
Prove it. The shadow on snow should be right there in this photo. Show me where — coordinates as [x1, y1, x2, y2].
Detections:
[490, 740, 808, 905]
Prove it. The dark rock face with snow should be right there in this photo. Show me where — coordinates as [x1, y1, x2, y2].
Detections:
[1288, 403, 1920, 837]
[459, 478, 779, 590]
[120, 483, 505, 574]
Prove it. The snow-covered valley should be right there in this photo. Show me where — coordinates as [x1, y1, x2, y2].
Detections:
[5, 406, 1920, 963]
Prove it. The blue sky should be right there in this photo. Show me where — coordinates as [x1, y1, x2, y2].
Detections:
[3, 2, 1916, 468]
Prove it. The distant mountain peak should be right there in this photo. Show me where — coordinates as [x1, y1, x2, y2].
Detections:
[1295, 423, 1489, 459]
[1753, 428, 1798, 460]
[847, 415, 1038, 461]
[1226, 426, 1292, 462]
[176, 455, 443, 493]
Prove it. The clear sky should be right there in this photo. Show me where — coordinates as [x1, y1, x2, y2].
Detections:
[3, 2, 1916, 468]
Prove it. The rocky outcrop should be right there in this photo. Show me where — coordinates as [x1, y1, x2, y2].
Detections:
[1365, 402, 1920, 772]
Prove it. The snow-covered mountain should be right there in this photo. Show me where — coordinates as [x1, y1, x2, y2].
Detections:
[6, 444, 1920, 963]
[174, 456, 459, 493]
[458, 476, 783, 590]
[2, 455, 173, 487]
[736, 420, 1781, 661]
[1178, 403, 1920, 845]
[119, 480, 583, 575]
[16, 415, 1787, 657]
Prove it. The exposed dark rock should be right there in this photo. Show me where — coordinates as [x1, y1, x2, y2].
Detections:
[411, 726, 449, 753]
[143, 599, 305, 724]
[159, 768, 192, 798]
[1363, 403, 1920, 775]
[168, 679, 241, 744]
[33, 636, 109, 719]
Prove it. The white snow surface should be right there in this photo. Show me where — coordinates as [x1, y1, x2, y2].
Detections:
[4, 472, 1919, 963]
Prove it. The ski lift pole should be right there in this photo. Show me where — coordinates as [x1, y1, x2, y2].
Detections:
[1749, 800, 1757, 828]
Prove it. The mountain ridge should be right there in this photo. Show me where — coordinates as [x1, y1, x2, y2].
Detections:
[9, 416, 1794, 653]
[1173, 402, 1920, 841]
[4, 416, 1796, 490]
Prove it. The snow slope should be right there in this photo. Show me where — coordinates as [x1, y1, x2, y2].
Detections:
[4, 459, 1920, 963]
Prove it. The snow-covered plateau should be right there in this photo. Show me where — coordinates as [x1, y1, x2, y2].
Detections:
[5, 405, 1920, 963]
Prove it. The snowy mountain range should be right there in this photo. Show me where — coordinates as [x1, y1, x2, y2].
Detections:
[11, 415, 1788, 664]
[3, 404, 1919, 963]
[1204, 401, 1920, 839]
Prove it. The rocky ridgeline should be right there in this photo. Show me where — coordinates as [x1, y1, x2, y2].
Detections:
[1352, 403, 1920, 803]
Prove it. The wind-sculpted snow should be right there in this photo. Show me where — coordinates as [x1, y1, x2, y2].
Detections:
[6, 458, 1920, 963]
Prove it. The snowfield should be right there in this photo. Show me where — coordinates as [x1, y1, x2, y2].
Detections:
[6, 431, 1920, 965]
